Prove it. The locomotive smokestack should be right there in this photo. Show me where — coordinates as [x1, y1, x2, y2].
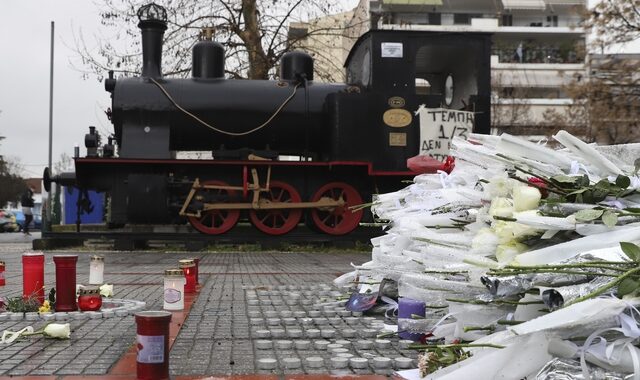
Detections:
[137, 3, 168, 78]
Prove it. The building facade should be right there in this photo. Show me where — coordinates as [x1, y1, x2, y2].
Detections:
[292, 0, 587, 135]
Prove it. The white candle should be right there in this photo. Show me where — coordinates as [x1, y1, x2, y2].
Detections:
[89, 256, 104, 285]
[163, 269, 185, 310]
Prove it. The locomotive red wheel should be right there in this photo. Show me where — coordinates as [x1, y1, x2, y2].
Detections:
[188, 180, 240, 235]
[249, 181, 302, 235]
[310, 182, 363, 235]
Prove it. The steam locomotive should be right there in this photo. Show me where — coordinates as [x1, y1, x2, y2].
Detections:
[46, 3, 491, 236]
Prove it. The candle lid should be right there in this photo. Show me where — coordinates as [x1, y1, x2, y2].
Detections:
[178, 259, 195, 268]
[165, 269, 183, 276]
[91, 256, 104, 262]
[78, 287, 100, 295]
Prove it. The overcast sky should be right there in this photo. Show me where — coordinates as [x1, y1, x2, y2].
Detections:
[0, 1, 110, 178]
[0, 1, 638, 179]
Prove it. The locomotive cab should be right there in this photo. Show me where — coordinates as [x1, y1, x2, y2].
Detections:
[336, 30, 492, 172]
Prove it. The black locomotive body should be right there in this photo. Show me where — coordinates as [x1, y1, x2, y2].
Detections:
[50, 4, 491, 236]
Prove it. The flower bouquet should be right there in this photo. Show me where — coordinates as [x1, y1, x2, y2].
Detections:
[340, 130, 640, 379]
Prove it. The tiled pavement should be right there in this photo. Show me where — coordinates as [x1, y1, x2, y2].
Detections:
[0, 241, 417, 379]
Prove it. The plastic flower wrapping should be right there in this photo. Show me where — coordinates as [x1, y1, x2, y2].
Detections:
[337, 131, 640, 379]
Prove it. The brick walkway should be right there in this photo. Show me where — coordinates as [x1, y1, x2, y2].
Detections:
[0, 241, 415, 379]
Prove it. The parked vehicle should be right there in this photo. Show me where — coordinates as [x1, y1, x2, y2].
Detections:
[12, 210, 42, 231]
[0, 210, 19, 232]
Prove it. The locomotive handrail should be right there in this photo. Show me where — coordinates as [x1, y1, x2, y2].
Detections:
[150, 77, 301, 136]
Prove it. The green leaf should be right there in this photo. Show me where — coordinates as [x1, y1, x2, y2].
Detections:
[550, 175, 580, 184]
[574, 209, 604, 222]
[578, 175, 591, 187]
[616, 175, 631, 189]
[618, 277, 639, 297]
[592, 189, 608, 203]
[620, 242, 640, 262]
[602, 211, 618, 227]
[594, 179, 611, 190]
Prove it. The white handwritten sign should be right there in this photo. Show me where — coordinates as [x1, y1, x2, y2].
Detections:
[417, 107, 473, 161]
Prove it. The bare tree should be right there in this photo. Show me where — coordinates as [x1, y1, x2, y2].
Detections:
[544, 57, 640, 144]
[0, 136, 26, 207]
[544, 1, 640, 144]
[587, 1, 640, 49]
[490, 72, 534, 135]
[73, 0, 361, 80]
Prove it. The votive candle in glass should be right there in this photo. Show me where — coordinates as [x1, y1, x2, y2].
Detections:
[89, 255, 104, 285]
[0, 260, 5, 286]
[163, 269, 185, 310]
[179, 259, 196, 294]
[191, 257, 200, 285]
[78, 287, 102, 311]
[53, 255, 78, 312]
[22, 252, 45, 303]
[398, 297, 426, 341]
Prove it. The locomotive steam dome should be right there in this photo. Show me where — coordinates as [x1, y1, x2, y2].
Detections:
[280, 51, 313, 81]
[192, 29, 225, 79]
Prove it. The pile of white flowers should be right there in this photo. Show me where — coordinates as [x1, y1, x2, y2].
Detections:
[338, 131, 640, 379]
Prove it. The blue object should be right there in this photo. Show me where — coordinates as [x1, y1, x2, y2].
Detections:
[11, 210, 41, 231]
[63, 187, 104, 224]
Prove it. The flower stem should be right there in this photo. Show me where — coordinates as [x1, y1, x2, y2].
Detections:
[565, 267, 640, 306]
[488, 269, 619, 277]
[446, 298, 542, 306]
[463, 325, 495, 333]
[409, 343, 505, 350]
[497, 319, 524, 325]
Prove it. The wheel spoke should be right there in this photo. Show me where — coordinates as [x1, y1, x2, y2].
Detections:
[188, 180, 240, 235]
[249, 181, 302, 235]
[311, 182, 363, 235]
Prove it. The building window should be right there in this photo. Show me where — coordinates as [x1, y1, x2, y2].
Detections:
[428, 12, 441, 25]
[546, 15, 558, 27]
[502, 14, 512, 26]
[453, 13, 470, 25]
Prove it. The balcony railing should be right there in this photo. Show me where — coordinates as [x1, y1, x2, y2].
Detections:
[492, 42, 584, 64]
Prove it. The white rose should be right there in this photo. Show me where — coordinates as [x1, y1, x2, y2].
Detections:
[471, 228, 499, 255]
[43, 323, 70, 339]
[485, 175, 519, 199]
[493, 221, 539, 244]
[488, 197, 514, 218]
[513, 186, 541, 212]
[99, 284, 113, 298]
[495, 241, 528, 263]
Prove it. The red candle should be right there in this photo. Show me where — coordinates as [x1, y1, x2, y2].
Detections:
[191, 257, 200, 285]
[22, 252, 45, 303]
[53, 255, 78, 312]
[78, 288, 102, 311]
[135, 311, 172, 380]
[0, 260, 5, 286]
[179, 259, 196, 294]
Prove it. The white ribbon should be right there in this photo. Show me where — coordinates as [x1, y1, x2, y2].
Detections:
[380, 295, 398, 318]
[1, 326, 34, 344]
[579, 302, 640, 380]
[570, 160, 591, 177]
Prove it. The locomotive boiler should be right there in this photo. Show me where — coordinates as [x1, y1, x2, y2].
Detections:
[47, 3, 491, 236]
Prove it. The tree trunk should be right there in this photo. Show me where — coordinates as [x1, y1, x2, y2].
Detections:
[241, 0, 270, 79]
